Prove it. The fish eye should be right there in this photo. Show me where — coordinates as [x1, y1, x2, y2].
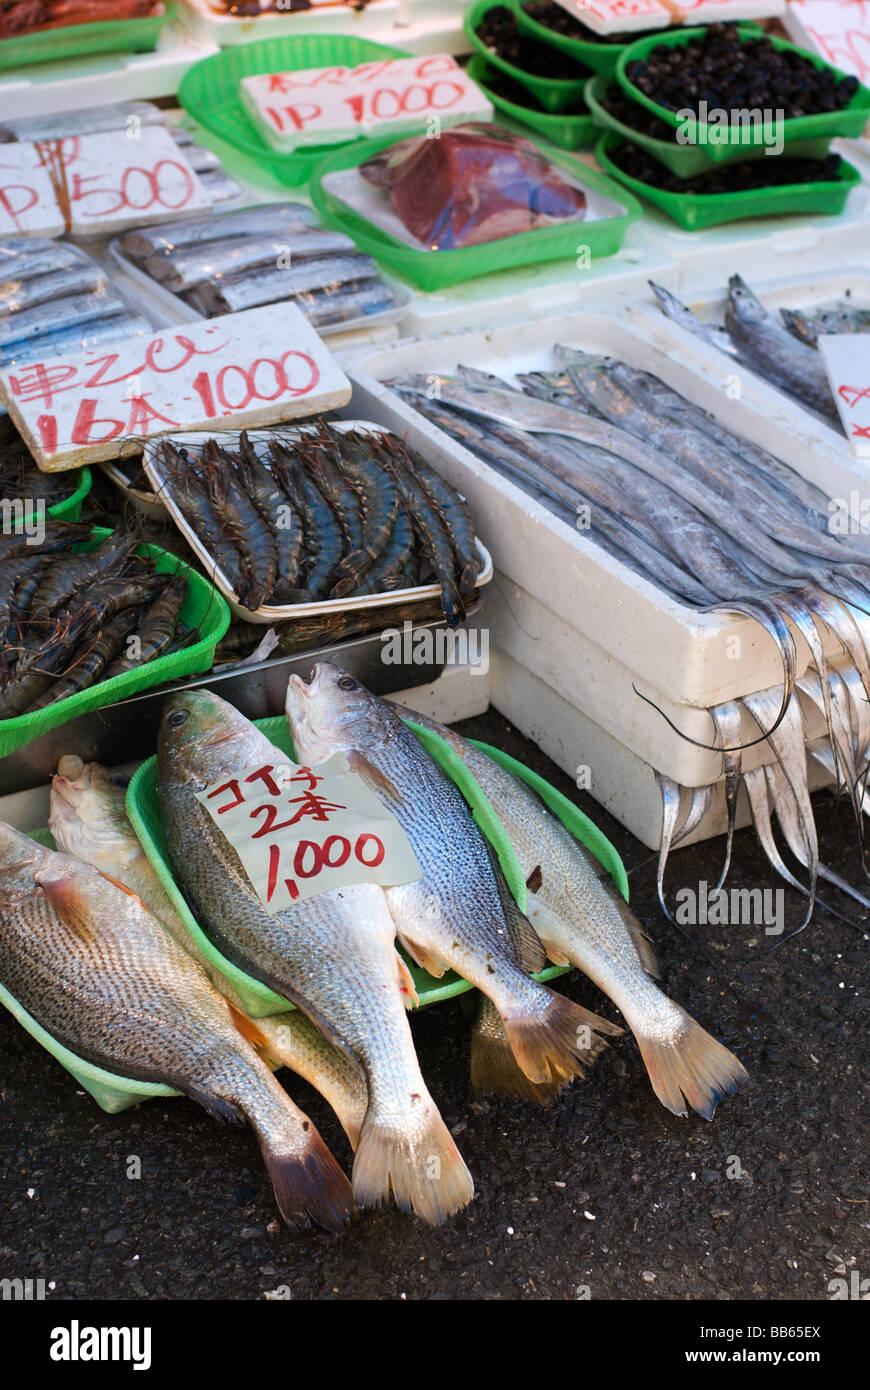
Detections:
[167, 709, 189, 728]
[337, 676, 358, 691]
[110, 773, 130, 789]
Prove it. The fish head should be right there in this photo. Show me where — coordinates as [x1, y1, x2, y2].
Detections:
[158, 688, 275, 788]
[0, 820, 46, 906]
[285, 663, 389, 764]
[49, 757, 133, 866]
[728, 275, 768, 324]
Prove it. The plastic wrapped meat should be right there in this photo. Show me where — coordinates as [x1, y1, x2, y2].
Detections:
[359, 123, 587, 250]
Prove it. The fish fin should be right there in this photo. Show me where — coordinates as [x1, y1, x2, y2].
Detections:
[97, 871, 146, 903]
[352, 1102, 474, 1227]
[398, 933, 448, 979]
[225, 999, 271, 1055]
[395, 952, 419, 1009]
[503, 988, 623, 1086]
[36, 875, 95, 940]
[602, 885, 661, 980]
[471, 997, 563, 1105]
[633, 1006, 749, 1120]
[487, 846, 548, 974]
[346, 749, 404, 805]
[261, 1124, 355, 1233]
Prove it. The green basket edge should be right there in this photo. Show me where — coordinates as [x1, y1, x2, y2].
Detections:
[467, 54, 598, 150]
[0, 3, 175, 70]
[465, 0, 592, 114]
[595, 132, 862, 230]
[177, 32, 412, 183]
[0, 525, 230, 757]
[615, 23, 870, 152]
[515, 0, 655, 78]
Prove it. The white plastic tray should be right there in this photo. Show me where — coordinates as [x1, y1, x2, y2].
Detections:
[142, 420, 493, 622]
[176, 0, 470, 53]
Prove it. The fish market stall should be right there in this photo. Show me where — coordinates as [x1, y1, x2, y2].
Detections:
[0, 2, 868, 1325]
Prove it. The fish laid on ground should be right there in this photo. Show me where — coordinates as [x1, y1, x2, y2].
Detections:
[285, 664, 624, 1092]
[49, 756, 368, 1148]
[391, 706, 749, 1119]
[0, 821, 353, 1231]
[158, 688, 473, 1225]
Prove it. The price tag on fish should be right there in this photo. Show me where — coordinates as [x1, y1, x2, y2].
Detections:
[817, 332, 870, 458]
[555, 0, 784, 34]
[196, 753, 422, 913]
[0, 301, 352, 471]
[0, 129, 212, 241]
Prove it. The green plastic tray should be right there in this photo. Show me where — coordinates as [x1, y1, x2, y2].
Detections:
[467, 55, 597, 151]
[309, 130, 642, 292]
[0, 525, 230, 758]
[585, 74, 835, 179]
[178, 33, 410, 188]
[515, 0, 661, 80]
[17, 467, 93, 527]
[616, 24, 870, 162]
[596, 132, 863, 231]
[465, 0, 590, 116]
[6, 723, 625, 1113]
[0, 3, 174, 72]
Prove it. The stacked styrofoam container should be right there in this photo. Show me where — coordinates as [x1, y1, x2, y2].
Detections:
[340, 270, 870, 849]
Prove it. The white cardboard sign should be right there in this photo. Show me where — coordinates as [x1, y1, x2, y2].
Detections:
[818, 332, 870, 458]
[0, 128, 211, 241]
[240, 54, 493, 151]
[0, 301, 352, 471]
[554, 0, 784, 35]
[196, 753, 422, 913]
[783, 1, 870, 86]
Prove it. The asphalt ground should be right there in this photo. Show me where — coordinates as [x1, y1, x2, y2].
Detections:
[1, 706, 868, 1302]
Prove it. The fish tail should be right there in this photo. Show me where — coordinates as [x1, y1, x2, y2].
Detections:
[259, 1123, 355, 1234]
[352, 1103, 474, 1227]
[471, 996, 563, 1105]
[502, 987, 624, 1086]
[633, 1004, 749, 1120]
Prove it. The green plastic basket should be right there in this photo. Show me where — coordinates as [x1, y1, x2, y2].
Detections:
[465, 0, 590, 116]
[0, 3, 175, 72]
[309, 130, 642, 292]
[16, 468, 93, 528]
[585, 74, 835, 179]
[0, 525, 230, 758]
[515, 0, 665, 79]
[467, 55, 597, 151]
[178, 33, 410, 188]
[596, 133, 863, 231]
[616, 24, 870, 162]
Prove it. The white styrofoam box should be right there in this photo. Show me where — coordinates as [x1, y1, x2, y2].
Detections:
[485, 572, 836, 788]
[342, 307, 869, 710]
[488, 648, 831, 852]
[176, 0, 470, 54]
[627, 267, 870, 483]
[0, 28, 219, 121]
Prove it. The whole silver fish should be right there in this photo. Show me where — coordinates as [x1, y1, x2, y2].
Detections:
[49, 754, 369, 1149]
[0, 265, 108, 316]
[0, 820, 353, 1231]
[146, 230, 357, 293]
[724, 275, 839, 423]
[390, 706, 749, 1120]
[118, 202, 320, 260]
[187, 256, 379, 316]
[781, 304, 870, 347]
[0, 313, 150, 370]
[158, 688, 473, 1226]
[0, 244, 83, 285]
[650, 281, 742, 359]
[0, 291, 127, 349]
[285, 663, 624, 1092]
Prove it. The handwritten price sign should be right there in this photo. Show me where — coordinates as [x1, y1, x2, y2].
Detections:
[240, 55, 492, 152]
[0, 129, 211, 241]
[0, 302, 352, 471]
[818, 332, 870, 458]
[784, 1, 870, 87]
[556, 0, 784, 34]
[196, 753, 422, 913]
